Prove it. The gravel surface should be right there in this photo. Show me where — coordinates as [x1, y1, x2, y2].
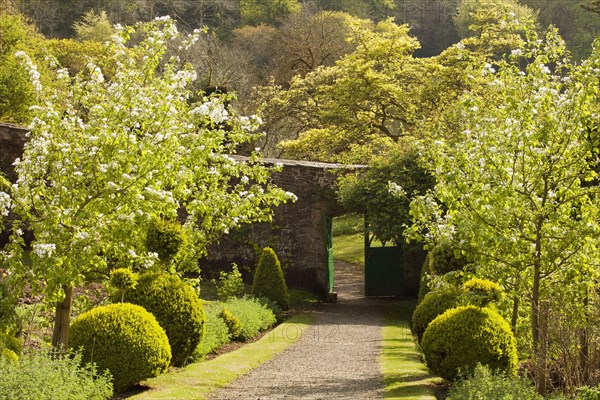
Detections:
[209, 260, 387, 400]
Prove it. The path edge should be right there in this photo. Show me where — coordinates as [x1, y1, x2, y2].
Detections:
[129, 312, 315, 400]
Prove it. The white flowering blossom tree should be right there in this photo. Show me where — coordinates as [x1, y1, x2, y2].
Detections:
[6, 17, 293, 347]
[408, 29, 600, 391]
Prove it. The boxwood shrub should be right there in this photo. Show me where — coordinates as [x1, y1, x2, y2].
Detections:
[70, 303, 171, 392]
[124, 272, 205, 366]
[252, 247, 289, 310]
[412, 286, 464, 343]
[421, 305, 517, 381]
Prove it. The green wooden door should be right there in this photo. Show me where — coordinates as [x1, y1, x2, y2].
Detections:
[364, 232, 403, 297]
[324, 215, 334, 293]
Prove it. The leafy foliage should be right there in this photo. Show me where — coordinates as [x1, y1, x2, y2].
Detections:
[252, 247, 289, 310]
[5, 17, 292, 347]
[338, 146, 434, 245]
[215, 264, 246, 301]
[70, 303, 171, 392]
[455, 0, 538, 57]
[577, 385, 600, 400]
[124, 272, 205, 367]
[223, 296, 277, 341]
[191, 302, 230, 361]
[409, 26, 600, 385]
[412, 286, 464, 343]
[0, 349, 113, 400]
[73, 9, 113, 42]
[421, 305, 518, 381]
[240, 0, 301, 26]
[425, 240, 469, 276]
[108, 268, 138, 302]
[447, 364, 542, 400]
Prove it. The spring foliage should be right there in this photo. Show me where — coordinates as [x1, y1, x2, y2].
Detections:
[70, 303, 171, 392]
[252, 247, 289, 309]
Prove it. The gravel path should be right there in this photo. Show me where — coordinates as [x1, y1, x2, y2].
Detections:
[209, 260, 387, 400]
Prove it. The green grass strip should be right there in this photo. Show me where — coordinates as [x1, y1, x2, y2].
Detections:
[130, 313, 315, 400]
[381, 301, 441, 400]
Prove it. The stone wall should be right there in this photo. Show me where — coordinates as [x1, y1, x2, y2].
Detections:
[203, 158, 365, 297]
[0, 123, 28, 182]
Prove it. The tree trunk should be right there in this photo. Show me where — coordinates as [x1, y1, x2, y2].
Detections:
[511, 294, 519, 334]
[532, 216, 546, 394]
[51, 285, 73, 349]
[580, 294, 590, 385]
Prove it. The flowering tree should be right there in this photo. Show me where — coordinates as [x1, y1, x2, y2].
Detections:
[5, 17, 293, 347]
[408, 29, 600, 391]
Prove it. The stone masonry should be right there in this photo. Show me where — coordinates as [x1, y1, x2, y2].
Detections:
[203, 157, 365, 297]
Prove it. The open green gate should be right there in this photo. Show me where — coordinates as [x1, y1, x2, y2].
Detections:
[324, 215, 334, 293]
[364, 230, 403, 297]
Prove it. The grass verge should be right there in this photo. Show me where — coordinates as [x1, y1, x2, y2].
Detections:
[381, 301, 441, 400]
[129, 312, 315, 400]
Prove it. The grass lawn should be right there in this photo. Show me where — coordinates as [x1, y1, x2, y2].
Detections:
[129, 313, 315, 400]
[333, 233, 365, 265]
[381, 301, 441, 400]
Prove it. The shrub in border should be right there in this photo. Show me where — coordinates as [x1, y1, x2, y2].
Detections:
[412, 286, 464, 343]
[252, 247, 289, 310]
[70, 303, 171, 392]
[124, 272, 205, 366]
[421, 305, 518, 381]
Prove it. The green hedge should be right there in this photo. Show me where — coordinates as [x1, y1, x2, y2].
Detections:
[224, 297, 277, 341]
[124, 272, 205, 366]
[191, 302, 231, 361]
[0, 350, 113, 400]
[252, 247, 289, 310]
[421, 306, 518, 381]
[412, 286, 464, 344]
[70, 303, 171, 392]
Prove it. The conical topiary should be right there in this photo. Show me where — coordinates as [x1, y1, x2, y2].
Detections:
[252, 247, 289, 310]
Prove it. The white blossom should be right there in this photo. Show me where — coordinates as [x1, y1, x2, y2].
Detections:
[32, 243, 56, 258]
[0, 191, 11, 217]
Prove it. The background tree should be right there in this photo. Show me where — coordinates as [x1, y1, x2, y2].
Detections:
[338, 144, 434, 245]
[261, 17, 486, 163]
[6, 18, 293, 348]
[73, 9, 114, 42]
[239, 0, 300, 26]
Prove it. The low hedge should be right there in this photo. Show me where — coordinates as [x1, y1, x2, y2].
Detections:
[191, 296, 278, 361]
[191, 302, 231, 361]
[224, 297, 277, 341]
